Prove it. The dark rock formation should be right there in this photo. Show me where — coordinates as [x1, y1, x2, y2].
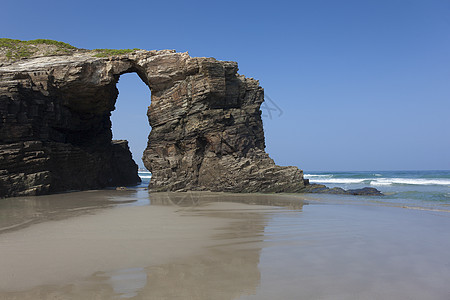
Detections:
[0, 139, 140, 197]
[301, 184, 383, 196]
[0, 45, 305, 197]
[111, 140, 141, 186]
[142, 56, 304, 193]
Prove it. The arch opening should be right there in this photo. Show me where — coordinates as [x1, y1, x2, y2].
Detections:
[111, 72, 152, 184]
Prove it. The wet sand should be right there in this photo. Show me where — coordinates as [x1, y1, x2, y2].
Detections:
[0, 191, 449, 299]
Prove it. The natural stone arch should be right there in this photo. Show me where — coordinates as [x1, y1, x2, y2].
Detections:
[111, 71, 152, 170]
[0, 50, 306, 197]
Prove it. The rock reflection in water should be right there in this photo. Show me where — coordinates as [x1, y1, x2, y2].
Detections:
[92, 193, 284, 299]
[0, 190, 140, 233]
[1, 192, 304, 299]
[102, 192, 304, 299]
[91, 248, 262, 299]
[148, 191, 305, 210]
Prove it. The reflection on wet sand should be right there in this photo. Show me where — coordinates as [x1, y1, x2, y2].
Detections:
[90, 248, 262, 299]
[149, 191, 306, 210]
[0, 190, 139, 233]
[1, 192, 304, 299]
[2, 191, 450, 299]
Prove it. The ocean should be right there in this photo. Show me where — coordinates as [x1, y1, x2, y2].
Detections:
[304, 170, 450, 211]
[137, 170, 152, 186]
[138, 169, 450, 211]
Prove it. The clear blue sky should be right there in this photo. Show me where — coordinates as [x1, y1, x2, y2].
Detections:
[3, 0, 449, 171]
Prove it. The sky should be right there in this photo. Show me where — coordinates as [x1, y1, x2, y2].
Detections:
[2, 0, 449, 171]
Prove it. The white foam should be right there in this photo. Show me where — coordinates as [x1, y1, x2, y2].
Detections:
[370, 180, 392, 186]
[138, 171, 152, 179]
[370, 178, 450, 186]
[304, 174, 333, 178]
[307, 178, 368, 184]
[307, 174, 450, 186]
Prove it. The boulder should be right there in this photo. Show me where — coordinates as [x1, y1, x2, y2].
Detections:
[301, 184, 383, 196]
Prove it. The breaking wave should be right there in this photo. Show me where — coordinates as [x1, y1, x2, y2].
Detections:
[369, 178, 450, 186]
[304, 173, 450, 187]
[138, 171, 152, 179]
[305, 178, 369, 184]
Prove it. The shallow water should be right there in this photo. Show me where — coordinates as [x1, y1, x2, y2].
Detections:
[0, 189, 142, 233]
[304, 170, 450, 204]
[1, 191, 450, 299]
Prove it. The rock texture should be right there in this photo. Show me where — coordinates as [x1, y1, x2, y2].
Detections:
[301, 184, 383, 196]
[0, 47, 306, 197]
[142, 55, 304, 193]
[0, 140, 139, 197]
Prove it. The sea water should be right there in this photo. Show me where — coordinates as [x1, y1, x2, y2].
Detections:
[137, 170, 152, 186]
[138, 169, 450, 211]
[304, 170, 450, 211]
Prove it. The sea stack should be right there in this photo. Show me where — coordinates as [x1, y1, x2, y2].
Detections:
[0, 40, 306, 197]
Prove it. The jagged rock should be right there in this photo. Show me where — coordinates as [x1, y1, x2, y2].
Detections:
[0, 140, 140, 197]
[301, 184, 383, 196]
[111, 140, 141, 186]
[0, 44, 305, 197]
[346, 187, 383, 196]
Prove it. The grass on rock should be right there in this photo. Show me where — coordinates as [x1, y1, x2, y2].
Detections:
[0, 38, 141, 60]
[92, 48, 140, 57]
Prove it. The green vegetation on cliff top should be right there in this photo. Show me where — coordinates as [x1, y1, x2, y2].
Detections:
[92, 48, 140, 57]
[0, 38, 77, 60]
[0, 38, 141, 61]
[0, 38, 77, 49]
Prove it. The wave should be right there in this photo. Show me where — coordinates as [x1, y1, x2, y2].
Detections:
[305, 175, 450, 186]
[370, 180, 392, 186]
[303, 174, 334, 180]
[370, 178, 450, 186]
[399, 206, 450, 213]
[138, 171, 152, 179]
[306, 178, 369, 184]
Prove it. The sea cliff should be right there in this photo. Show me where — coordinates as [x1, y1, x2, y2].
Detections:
[0, 39, 306, 197]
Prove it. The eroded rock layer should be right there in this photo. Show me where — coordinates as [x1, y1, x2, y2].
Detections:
[0, 49, 305, 197]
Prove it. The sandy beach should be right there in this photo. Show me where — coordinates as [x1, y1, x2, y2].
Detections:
[1, 190, 449, 299]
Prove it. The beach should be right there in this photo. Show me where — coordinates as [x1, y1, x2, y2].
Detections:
[1, 2, 449, 299]
[0, 190, 449, 299]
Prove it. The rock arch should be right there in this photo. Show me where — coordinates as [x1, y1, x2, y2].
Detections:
[0, 50, 305, 197]
[111, 72, 151, 170]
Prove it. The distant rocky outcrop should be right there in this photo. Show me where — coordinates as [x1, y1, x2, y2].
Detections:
[301, 184, 383, 196]
[0, 39, 306, 197]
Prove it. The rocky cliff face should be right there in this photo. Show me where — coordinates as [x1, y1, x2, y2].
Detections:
[0, 44, 306, 197]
